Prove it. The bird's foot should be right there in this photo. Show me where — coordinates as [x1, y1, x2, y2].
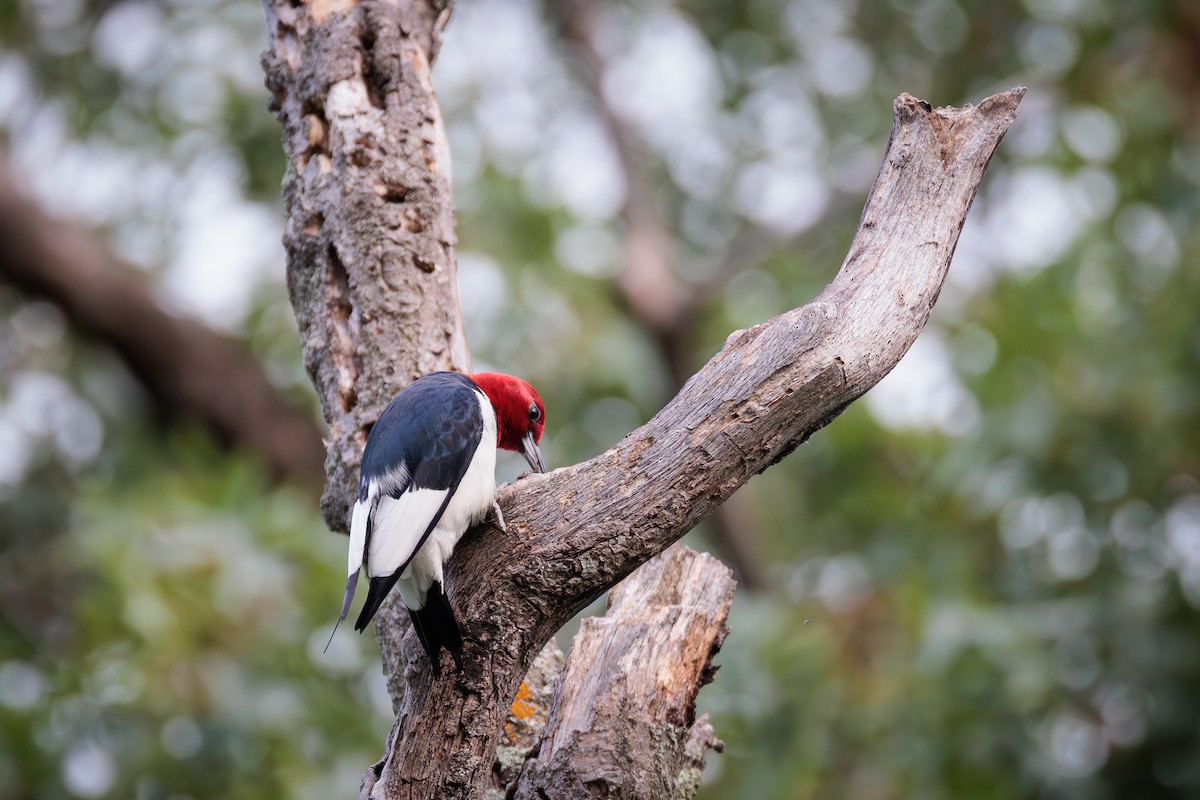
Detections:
[491, 500, 509, 533]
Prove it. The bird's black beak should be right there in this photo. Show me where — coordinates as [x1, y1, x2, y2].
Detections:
[521, 432, 546, 473]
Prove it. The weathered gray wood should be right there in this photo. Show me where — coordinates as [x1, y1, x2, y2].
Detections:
[261, 0, 470, 533]
[513, 543, 735, 799]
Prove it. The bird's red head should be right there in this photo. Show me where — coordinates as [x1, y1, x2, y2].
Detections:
[468, 372, 547, 473]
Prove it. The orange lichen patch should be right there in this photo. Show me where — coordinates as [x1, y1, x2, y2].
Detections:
[509, 681, 536, 721]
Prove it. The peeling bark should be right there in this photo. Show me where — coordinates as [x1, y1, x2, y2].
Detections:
[512, 543, 734, 800]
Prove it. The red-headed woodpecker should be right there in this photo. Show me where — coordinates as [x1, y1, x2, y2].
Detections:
[329, 371, 547, 673]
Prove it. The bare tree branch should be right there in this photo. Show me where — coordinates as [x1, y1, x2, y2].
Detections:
[0, 160, 326, 494]
[513, 542, 735, 799]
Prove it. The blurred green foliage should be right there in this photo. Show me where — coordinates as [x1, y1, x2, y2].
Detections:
[2, 0, 1199, 798]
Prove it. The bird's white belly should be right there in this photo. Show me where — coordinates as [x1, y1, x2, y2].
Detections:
[397, 432, 497, 609]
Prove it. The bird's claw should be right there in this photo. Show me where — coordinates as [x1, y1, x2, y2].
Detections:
[491, 500, 509, 533]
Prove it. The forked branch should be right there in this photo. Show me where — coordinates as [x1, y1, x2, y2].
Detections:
[260, 1, 1023, 797]
[369, 86, 1024, 798]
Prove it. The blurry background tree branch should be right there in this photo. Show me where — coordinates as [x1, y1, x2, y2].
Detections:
[0, 160, 326, 495]
[551, 0, 774, 589]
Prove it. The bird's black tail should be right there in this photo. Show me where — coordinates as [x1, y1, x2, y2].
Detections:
[355, 574, 400, 633]
[408, 581, 463, 676]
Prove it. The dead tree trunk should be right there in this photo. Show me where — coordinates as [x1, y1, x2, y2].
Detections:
[512, 543, 734, 799]
[261, 1, 1024, 798]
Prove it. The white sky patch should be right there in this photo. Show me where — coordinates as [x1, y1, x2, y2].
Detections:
[0, 661, 46, 711]
[732, 78, 829, 231]
[1044, 711, 1109, 778]
[7, 124, 275, 333]
[1005, 90, 1060, 160]
[1114, 203, 1180, 292]
[446, 120, 483, 191]
[1025, 0, 1111, 25]
[815, 554, 873, 612]
[805, 37, 874, 99]
[747, 82, 826, 163]
[733, 159, 828, 235]
[785, 551, 873, 613]
[92, 2, 166, 76]
[0, 55, 35, 123]
[0, 372, 103, 481]
[37, 141, 154, 226]
[665, 126, 731, 202]
[458, 251, 510, 331]
[26, 0, 85, 37]
[160, 715, 203, 760]
[1165, 496, 1200, 570]
[62, 740, 117, 799]
[0, 417, 33, 493]
[160, 68, 225, 127]
[1062, 105, 1124, 164]
[784, 0, 857, 39]
[982, 165, 1090, 274]
[1165, 495, 1200, 607]
[162, 148, 282, 329]
[308, 624, 365, 677]
[474, 87, 543, 168]
[2, 0, 289, 333]
[1072, 167, 1119, 219]
[1047, 523, 1100, 581]
[554, 224, 620, 278]
[998, 493, 1101, 581]
[439, 0, 567, 178]
[912, 0, 969, 54]
[1097, 684, 1147, 747]
[947, 162, 1116, 308]
[603, 9, 721, 154]
[864, 330, 981, 437]
[539, 106, 625, 220]
[784, 0, 871, 96]
[1018, 23, 1080, 78]
[437, 0, 553, 98]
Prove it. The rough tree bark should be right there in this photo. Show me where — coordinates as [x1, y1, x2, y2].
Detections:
[262, 1, 1024, 798]
[262, 0, 470, 532]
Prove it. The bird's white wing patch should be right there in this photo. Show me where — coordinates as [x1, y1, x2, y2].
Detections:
[347, 485, 375, 577]
[366, 487, 450, 578]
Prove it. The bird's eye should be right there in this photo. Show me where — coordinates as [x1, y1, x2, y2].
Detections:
[528, 403, 541, 423]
